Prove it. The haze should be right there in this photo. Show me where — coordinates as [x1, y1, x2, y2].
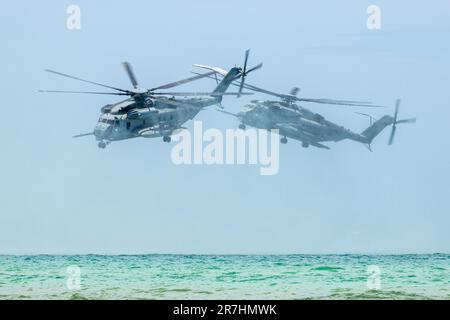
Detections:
[0, 0, 449, 254]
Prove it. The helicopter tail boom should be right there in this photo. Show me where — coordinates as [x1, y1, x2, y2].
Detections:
[212, 67, 241, 102]
[360, 99, 415, 145]
[360, 115, 394, 144]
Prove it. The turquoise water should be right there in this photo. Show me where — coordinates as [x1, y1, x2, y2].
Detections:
[0, 254, 448, 300]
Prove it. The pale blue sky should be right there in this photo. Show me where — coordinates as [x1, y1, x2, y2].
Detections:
[0, 0, 449, 254]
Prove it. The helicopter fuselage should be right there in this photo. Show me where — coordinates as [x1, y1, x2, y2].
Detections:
[238, 102, 366, 148]
[93, 96, 219, 147]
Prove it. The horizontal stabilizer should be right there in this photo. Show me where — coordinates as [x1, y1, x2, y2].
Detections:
[192, 64, 228, 76]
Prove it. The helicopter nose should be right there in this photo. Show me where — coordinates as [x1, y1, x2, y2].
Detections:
[94, 129, 104, 140]
[94, 128, 103, 138]
[94, 123, 110, 139]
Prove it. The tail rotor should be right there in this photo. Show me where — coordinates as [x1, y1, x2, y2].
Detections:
[237, 49, 263, 98]
[388, 99, 416, 145]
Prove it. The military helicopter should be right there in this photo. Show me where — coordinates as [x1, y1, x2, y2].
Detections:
[193, 67, 416, 150]
[222, 96, 415, 150]
[40, 51, 262, 148]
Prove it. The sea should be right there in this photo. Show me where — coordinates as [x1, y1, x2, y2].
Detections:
[0, 254, 448, 300]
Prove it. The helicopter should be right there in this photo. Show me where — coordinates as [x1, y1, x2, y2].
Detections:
[222, 97, 415, 150]
[40, 51, 262, 148]
[191, 67, 416, 150]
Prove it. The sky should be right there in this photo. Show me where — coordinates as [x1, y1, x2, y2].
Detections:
[0, 0, 449, 254]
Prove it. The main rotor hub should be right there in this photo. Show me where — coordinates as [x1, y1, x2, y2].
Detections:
[130, 88, 147, 95]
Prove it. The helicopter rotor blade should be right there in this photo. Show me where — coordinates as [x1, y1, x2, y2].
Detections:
[237, 49, 250, 98]
[295, 98, 384, 107]
[237, 82, 284, 99]
[387, 99, 416, 145]
[38, 90, 129, 95]
[388, 125, 397, 145]
[149, 71, 216, 91]
[227, 79, 382, 107]
[235, 63, 263, 83]
[388, 99, 401, 145]
[237, 52, 263, 98]
[245, 62, 263, 74]
[243, 49, 249, 74]
[150, 92, 252, 96]
[44, 69, 130, 93]
[191, 71, 380, 107]
[122, 62, 139, 89]
[396, 118, 416, 124]
[394, 98, 401, 122]
[190, 72, 273, 97]
[238, 78, 245, 98]
[298, 98, 371, 104]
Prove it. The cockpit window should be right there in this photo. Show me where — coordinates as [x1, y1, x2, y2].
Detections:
[98, 118, 116, 125]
